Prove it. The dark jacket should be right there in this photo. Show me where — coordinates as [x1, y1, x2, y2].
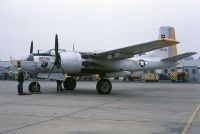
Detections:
[17, 71, 24, 82]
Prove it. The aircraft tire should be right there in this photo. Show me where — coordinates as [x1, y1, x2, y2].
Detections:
[29, 82, 40, 93]
[96, 79, 112, 94]
[63, 77, 76, 90]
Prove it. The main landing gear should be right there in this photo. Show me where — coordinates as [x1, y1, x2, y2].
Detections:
[96, 78, 112, 94]
[63, 77, 76, 90]
[62, 77, 112, 94]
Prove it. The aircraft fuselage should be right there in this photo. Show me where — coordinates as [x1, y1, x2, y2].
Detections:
[18, 51, 175, 75]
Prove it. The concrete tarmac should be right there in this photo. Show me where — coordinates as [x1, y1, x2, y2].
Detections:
[0, 80, 200, 134]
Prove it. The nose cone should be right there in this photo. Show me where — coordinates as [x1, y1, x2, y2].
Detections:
[10, 54, 30, 68]
[10, 57, 21, 68]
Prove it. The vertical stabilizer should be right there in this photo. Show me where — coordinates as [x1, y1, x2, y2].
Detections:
[151, 26, 177, 58]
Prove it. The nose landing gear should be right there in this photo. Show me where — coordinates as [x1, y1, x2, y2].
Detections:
[29, 82, 40, 93]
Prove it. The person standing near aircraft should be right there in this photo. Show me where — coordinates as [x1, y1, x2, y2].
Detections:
[17, 69, 25, 95]
[56, 80, 63, 93]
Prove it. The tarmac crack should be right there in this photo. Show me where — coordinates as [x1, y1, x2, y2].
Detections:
[64, 116, 181, 124]
[0, 97, 126, 134]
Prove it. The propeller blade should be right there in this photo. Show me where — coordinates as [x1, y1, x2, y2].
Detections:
[30, 41, 33, 54]
[55, 34, 60, 66]
[55, 34, 59, 58]
[48, 34, 64, 78]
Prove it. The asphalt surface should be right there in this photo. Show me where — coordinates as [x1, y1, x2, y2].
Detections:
[0, 80, 200, 134]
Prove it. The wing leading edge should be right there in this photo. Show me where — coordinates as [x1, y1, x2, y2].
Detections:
[92, 39, 179, 60]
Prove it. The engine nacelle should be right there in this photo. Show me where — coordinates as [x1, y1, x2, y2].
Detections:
[60, 51, 82, 74]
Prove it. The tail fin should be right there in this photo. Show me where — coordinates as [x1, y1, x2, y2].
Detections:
[150, 26, 177, 58]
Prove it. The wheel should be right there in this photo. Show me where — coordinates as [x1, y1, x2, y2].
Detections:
[63, 77, 76, 90]
[114, 77, 119, 80]
[29, 82, 40, 93]
[128, 76, 133, 81]
[123, 78, 126, 81]
[96, 79, 112, 94]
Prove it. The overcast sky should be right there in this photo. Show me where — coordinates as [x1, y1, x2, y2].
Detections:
[0, 0, 199, 60]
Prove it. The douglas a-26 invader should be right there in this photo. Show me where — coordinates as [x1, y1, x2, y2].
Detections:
[10, 26, 196, 94]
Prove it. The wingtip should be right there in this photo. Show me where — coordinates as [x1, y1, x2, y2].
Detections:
[175, 41, 180, 44]
[191, 52, 197, 55]
[186, 52, 197, 55]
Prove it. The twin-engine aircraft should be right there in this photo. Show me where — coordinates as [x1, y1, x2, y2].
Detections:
[10, 27, 196, 94]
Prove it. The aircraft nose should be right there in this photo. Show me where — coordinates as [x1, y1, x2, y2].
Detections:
[10, 57, 21, 68]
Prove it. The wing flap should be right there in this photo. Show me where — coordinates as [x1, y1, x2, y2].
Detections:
[162, 52, 197, 62]
[92, 39, 179, 59]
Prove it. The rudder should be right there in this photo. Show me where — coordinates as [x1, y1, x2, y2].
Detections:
[151, 26, 177, 58]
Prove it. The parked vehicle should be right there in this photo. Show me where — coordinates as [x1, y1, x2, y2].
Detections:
[123, 73, 142, 81]
[169, 72, 189, 82]
[145, 73, 159, 82]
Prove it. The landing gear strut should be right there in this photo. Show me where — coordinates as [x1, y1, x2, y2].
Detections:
[96, 79, 112, 94]
[29, 82, 40, 93]
[63, 77, 76, 90]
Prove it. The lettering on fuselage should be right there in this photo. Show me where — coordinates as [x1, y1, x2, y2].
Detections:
[41, 61, 48, 69]
[35, 57, 52, 71]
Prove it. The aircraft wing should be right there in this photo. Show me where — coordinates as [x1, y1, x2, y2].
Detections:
[162, 52, 197, 62]
[92, 39, 179, 59]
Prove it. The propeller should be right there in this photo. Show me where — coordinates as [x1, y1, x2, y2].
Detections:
[48, 34, 64, 78]
[27, 41, 34, 61]
[54, 34, 60, 66]
[30, 41, 33, 54]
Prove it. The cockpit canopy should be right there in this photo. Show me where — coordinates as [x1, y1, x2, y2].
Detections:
[26, 49, 66, 61]
[33, 49, 66, 56]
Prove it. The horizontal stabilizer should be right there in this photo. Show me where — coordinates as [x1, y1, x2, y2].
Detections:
[162, 52, 196, 62]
